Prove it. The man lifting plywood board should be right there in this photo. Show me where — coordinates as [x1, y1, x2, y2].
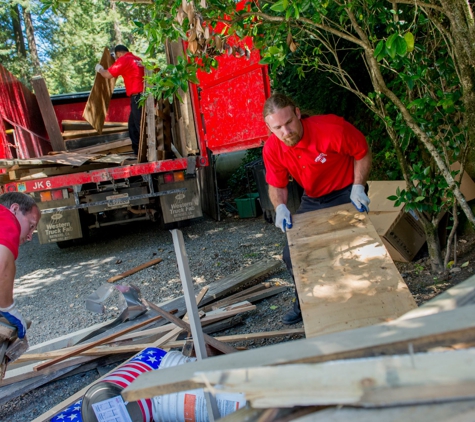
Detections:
[286, 203, 417, 339]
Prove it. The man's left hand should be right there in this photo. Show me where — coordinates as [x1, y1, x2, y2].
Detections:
[350, 184, 370, 213]
[95, 63, 104, 73]
[0, 301, 27, 339]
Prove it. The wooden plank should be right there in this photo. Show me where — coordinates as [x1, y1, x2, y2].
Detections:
[156, 258, 282, 316]
[144, 69, 157, 162]
[82, 47, 116, 134]
[193, 348, 475, 408]
[33, 314, 166, 371]
[73, 139, 132, 155]
[294, 400, 475, 422]
[121, 304, 475, 401]
[107, 257, 163, 283]
[287, 204, 417, 338]
[62, 126, 128, 140]
[165, 40, 199, 156]
[31, 76, 66, 151]
[65, 130, 130, 151]
[137, 103, 147, 162]
[61, 120, 127, 131]
[399, 273, 475, 320]
[1, 355, 96, 386]
[144, 300, 238, 355]
[201, 284, 268, 312]
[207, 286, 287, 311]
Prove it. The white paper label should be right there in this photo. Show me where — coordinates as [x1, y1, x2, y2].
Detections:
[91, 396, 133, 422]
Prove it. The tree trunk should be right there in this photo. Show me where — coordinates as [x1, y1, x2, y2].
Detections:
[10, 4, 26, 57]
[111, 2, 122, 45]
[21, 4, 41, 76]
[423, 220, 444, 272]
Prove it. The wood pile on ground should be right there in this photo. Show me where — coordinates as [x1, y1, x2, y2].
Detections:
[120, 274, 475, 422]
[2, 258, 299, 420]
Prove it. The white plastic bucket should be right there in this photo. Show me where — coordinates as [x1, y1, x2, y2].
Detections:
[152, 351, 246, 422]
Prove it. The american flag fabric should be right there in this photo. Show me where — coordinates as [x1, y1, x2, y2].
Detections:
[50, 347, 167, 422]
[50, 399, 83, 422]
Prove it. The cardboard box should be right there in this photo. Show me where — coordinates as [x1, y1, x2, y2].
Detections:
[452, 162, 475, 202]
[367, 181, 426, 263]
[368, 170, 475, 263]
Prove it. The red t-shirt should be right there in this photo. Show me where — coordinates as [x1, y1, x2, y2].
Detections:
[263, 115, 369, 198]
[0, 204, 20, 260]
[107, 52, 145, 97]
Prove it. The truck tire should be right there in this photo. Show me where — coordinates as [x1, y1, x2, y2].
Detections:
[56, 239, 75, 249]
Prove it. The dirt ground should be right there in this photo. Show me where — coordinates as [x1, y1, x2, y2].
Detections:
[394, 232, 475, 306]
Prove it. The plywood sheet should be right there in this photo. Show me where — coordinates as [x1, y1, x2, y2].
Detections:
[82, 47, 116, 134]
[287, 203, 417, 339]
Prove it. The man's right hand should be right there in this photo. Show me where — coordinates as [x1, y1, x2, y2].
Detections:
[0, 301, 27, 339]
[275, 204, 292, 233]
[95, 63, 104, 73]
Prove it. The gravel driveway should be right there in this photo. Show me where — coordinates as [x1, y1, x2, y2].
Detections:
[1, 214, 300, 421]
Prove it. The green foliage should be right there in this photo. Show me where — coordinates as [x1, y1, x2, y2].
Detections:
[2, 0, 152, 94]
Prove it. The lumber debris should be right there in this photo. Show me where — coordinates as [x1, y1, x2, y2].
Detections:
[107, 257, 163, 283]
[33, 313, 167, 371]
[31, 76, 66, 151]
[82, 47, 116, 133]
[121, 304, 475, 400]
[194, 348, 475, 408]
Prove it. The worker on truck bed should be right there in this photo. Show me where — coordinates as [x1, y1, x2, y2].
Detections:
[263, 93, 372, 325]
[0, 192, 41, 338]
[95, 44, 145, 156]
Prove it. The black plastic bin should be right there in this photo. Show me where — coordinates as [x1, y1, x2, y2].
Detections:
[246, 159, 303, 223]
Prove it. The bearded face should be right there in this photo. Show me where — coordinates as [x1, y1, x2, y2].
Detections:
[265, 106, 303, 147]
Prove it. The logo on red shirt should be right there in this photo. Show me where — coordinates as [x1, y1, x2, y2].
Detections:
[315, 153, 327, 164]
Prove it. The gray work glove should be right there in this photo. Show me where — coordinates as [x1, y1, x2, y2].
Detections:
[95, 63, 104, 73]
[275, 204, 292, 233]
[350, 184, 370, 212]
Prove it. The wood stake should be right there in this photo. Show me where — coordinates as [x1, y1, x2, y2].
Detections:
[107, 257, 162, 283]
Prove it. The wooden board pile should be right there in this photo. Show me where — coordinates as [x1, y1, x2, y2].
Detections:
[2, 258, 303, 420]
[119, 274, 475, 422]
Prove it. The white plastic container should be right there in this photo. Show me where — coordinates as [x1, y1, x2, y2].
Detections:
[152, 351, 246, 422]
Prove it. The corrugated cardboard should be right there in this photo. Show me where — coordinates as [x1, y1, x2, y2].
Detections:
[452, 162, 475, 202]
[367, 181, 426, 263]
[367, 170, 475, 263]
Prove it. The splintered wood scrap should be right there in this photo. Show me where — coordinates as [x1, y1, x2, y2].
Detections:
[120, 305, 475, 402]
[143, 299, 238, 355]
[0, 321, 16, 341]
[193, 348, 475, 409]
[33, 312, 173, 371]
[107, 257, 162, 283]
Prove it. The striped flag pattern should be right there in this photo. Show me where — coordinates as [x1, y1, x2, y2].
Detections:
[50, 347, 167, 422]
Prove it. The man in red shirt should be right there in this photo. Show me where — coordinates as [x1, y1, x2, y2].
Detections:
[263, 93, 372, 324]
[96, 45, 145, 155]
[0, 192, 41, 338]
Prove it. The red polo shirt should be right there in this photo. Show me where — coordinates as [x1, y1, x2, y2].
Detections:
[107, 52, 145, 97]
[263, 115, 369, 198]
[0, 204, 20, 259]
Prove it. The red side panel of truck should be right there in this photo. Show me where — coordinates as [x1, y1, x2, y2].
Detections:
[52, 92, 131, 131]
[0, 64, 51, 159]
